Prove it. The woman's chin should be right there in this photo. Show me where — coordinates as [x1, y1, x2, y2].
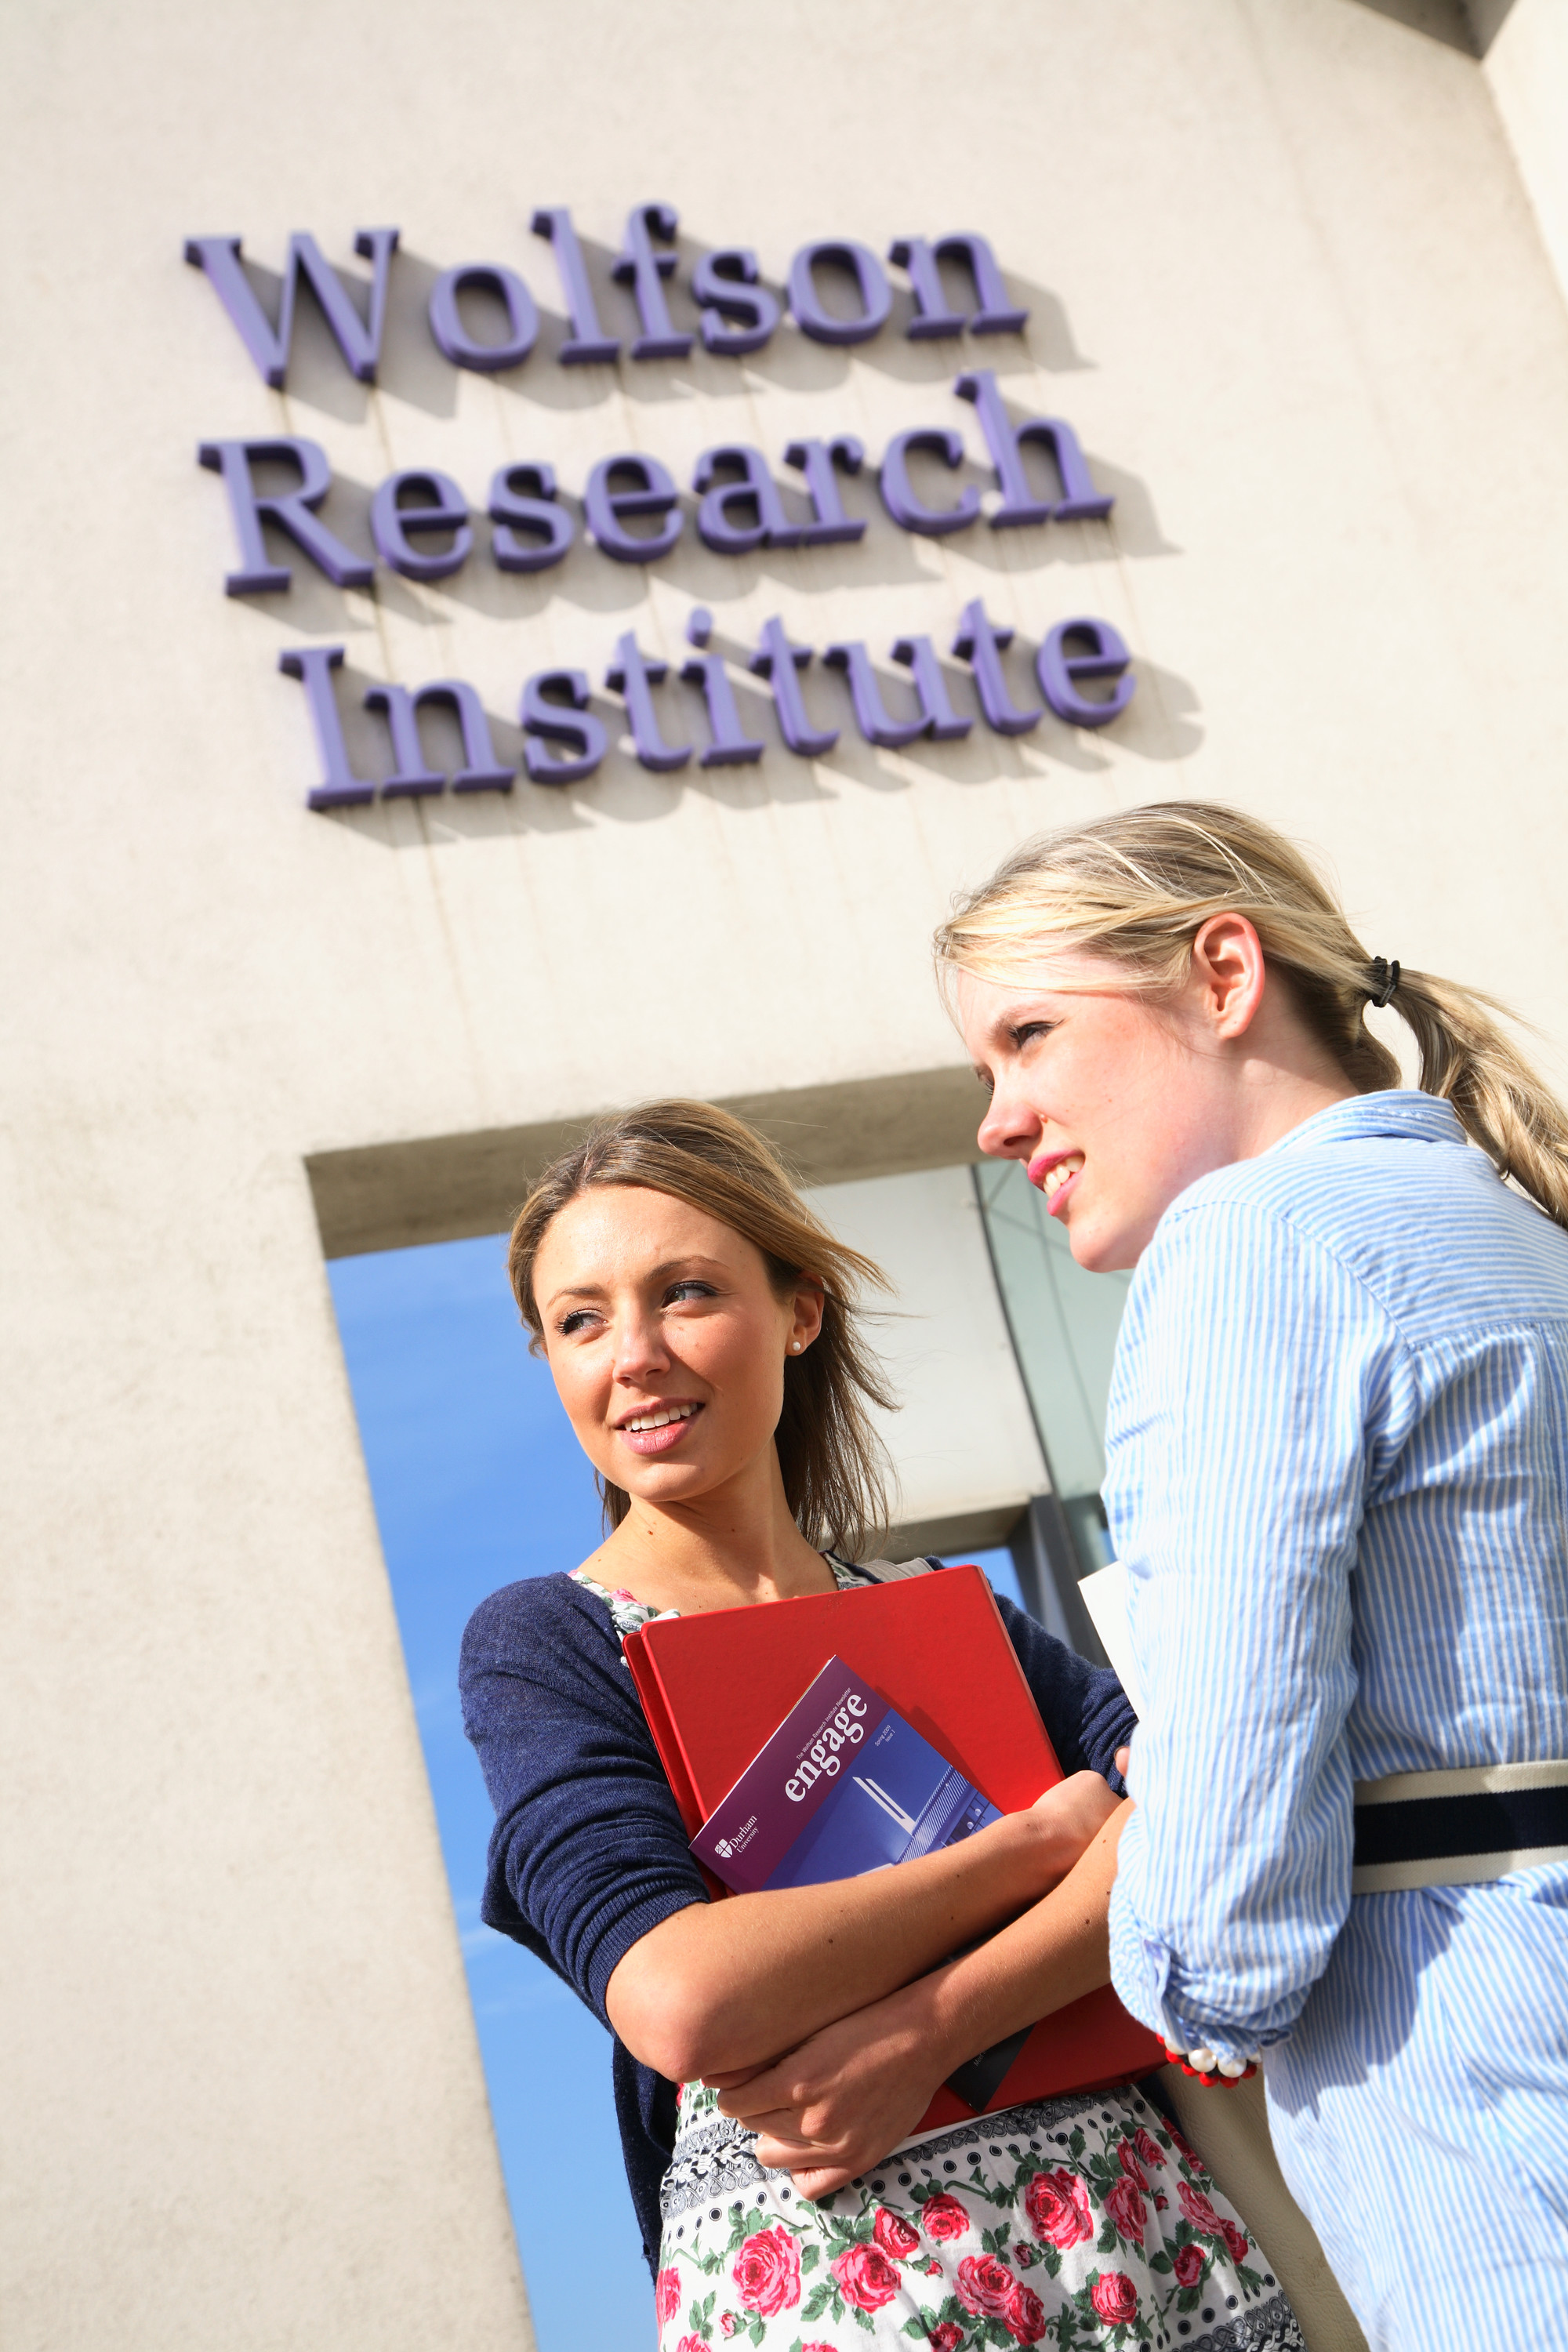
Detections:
[615, 1452, 724, 1503]
[604, 1428, 769, 1511]
[616, 1453, 702, 1489]
[1066, 1213, 1138, 1274]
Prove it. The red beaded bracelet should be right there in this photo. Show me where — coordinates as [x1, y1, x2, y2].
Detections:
[1163, 2043, 1259, 2086]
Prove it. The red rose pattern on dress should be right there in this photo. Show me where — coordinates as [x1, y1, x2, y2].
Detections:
[1173, 2241, 1206, 2288]
[731, 2226, 800, 2318]
[1006, 2278, 1048, 2345]
[1090, 2270, 1140, 2327]
[956, 2252, 1018, 2318]
[921, 2190, 971, 2241]
[832, 2243, 902, 2312]
[873, 2206, 921, 2261]
[655, 2083, 1293, 2350]
[1024, 2167, 1094, 2251]
[1177, 2180, 1224, 2238]
[1105, 2173, 1149, 2246]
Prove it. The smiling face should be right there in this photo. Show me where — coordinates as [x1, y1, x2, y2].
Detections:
[532, 1184, 823, 1515]
[957, 946, 1268, 1271]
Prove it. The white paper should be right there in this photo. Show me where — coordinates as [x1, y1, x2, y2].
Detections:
[1077, 1559, 1145, 1719]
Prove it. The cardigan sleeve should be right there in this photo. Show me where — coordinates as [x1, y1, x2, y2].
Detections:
[994, 1592, 1137, 1792]
[459, 1575, 708, 2020]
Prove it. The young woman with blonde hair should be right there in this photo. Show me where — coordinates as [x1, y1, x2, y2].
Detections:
[461, 1100, 1301, 2352]
[925, 800, 1568, 2352]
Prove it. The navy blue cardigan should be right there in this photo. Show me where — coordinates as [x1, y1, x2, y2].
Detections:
[459, 1569, 1135, 2277]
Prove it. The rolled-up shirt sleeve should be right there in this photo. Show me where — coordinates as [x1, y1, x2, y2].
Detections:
[1105, 1197, 1406, 2057]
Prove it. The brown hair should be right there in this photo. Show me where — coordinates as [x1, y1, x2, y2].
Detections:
[509, 1099, 895, 1547]
[935, 800, 1568, 1229]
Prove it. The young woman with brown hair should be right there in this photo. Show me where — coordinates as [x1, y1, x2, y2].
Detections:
[461, 1100, 1299, 2352]
[929, 800, 1568, 2352]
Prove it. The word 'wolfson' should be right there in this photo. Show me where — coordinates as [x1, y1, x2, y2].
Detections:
[183, 209, 1034, 387]
[785, 1695, 869, 1803]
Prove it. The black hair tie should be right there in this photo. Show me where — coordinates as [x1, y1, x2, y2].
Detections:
[1367, 957, 1401, 1008]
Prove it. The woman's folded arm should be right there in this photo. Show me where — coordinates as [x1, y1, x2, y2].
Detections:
[605, 1771, 1120, 2083]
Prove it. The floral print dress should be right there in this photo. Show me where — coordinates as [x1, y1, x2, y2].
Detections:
[655, 2082, 1299, 2352]
[574, 1569, 1303, 2352]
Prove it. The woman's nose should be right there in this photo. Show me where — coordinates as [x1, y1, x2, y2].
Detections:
[976, 1073, 1041, 1161]
[612, 1313, 670, 1381]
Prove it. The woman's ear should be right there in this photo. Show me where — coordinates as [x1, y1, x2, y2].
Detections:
[789, 1277, 826, 1356]
[1190, 912, 1267, 1040]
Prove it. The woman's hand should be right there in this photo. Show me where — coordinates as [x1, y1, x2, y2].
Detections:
[699, 1778, 1118, 2198]
[706, 1980, 953, 2201]
[706, 1789, 1134, 2199]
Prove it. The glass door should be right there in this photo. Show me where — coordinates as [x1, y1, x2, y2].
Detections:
[972, 1160, 1134, 1580]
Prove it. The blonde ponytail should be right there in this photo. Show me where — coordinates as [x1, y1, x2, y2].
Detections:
[935, 801, 1568, 1231]
[1383, 964, 1568, 1231]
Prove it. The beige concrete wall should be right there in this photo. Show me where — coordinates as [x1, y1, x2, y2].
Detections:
[6, 2, 1568, 2345]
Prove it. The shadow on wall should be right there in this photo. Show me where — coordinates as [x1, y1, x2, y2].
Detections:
[1342, 0, 1513, 56]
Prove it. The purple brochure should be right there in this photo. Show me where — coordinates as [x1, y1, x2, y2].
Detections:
[690, 1655, 1001, 1897]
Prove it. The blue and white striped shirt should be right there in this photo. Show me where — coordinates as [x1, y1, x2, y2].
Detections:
[1103, 1091, 1568, 2342]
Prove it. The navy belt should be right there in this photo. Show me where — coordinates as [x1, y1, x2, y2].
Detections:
[1352, 1761, 1568, 1893]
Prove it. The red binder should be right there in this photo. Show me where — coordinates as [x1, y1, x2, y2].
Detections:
[622, 1563, 1163, 2125]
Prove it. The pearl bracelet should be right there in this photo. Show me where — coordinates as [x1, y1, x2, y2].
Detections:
[1163, 2042, 1258, 2086]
